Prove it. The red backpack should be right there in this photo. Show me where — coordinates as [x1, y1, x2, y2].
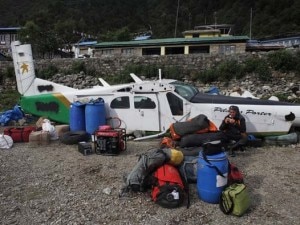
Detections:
[228, 162, 244, 185]
[151, 164, 185, 208]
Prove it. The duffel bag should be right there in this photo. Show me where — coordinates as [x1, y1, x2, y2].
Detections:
[219, 183, 250, 216]
[4, 126, 36, 142]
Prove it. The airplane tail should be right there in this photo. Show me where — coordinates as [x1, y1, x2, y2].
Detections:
[11, 41, 75, 96]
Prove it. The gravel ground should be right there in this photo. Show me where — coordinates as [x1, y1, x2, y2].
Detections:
[0, 138, 299, 225]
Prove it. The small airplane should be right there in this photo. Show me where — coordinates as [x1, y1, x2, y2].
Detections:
[11, 41, 300, 137]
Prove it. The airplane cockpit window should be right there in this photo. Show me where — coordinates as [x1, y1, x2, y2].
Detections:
[110, 96, 130, 109]
[171, 81, 199, 101]
[166, 92, 183, 115]
[134, 96, 156, 109]
[117, 87, 132, 92]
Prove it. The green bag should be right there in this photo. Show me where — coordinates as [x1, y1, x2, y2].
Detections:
[219, 183, 250, 216]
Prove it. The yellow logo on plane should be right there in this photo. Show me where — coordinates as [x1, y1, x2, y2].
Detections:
[20, 63, 29, 74]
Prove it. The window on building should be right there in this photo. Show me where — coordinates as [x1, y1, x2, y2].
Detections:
[142, 47, 160, 55]
[189, 45, 210, 54]
[193, 34, 199, 38]
[121, 48, 134, 55]
[134, 96, 156, 109]
[219, 45, 236, 54]
[101, 49, 113, 55]
[165, 46, 184, 55]
[110, 96, 130, 109]
[9, 34, 17, 42]
[0, 35, 5, 43]
[166, 93, 183, 115]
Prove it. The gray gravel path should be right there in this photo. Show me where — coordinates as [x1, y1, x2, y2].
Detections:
[0, 139, 299, 225]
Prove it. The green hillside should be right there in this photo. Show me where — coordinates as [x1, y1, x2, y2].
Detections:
[1, 0, 299, 40]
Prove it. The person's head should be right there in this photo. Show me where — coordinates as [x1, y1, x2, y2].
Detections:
[229, 105, 240, 118]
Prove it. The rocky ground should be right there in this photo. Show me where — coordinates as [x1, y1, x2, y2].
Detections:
[0, 137, 299, 225]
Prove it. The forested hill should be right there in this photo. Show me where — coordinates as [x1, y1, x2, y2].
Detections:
[1, 0, 299, 42]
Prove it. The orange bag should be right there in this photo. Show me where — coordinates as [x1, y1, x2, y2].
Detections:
[160, 137, 176, 148]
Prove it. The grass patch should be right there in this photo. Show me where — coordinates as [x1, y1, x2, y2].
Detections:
[0, 90, 21, 112]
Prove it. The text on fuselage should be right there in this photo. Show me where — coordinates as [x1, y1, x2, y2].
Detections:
[213, 107, 272, 116]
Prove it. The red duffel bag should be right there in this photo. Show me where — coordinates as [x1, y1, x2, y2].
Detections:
[4, 126, 36, 142]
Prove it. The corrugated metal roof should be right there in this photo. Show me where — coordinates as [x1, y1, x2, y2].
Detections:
[78, 41, 97, 46]
[0, 27, 21, 31]
[95, 36, 249, 48]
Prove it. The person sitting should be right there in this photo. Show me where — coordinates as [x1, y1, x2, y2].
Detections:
[219, 105, 248, 157]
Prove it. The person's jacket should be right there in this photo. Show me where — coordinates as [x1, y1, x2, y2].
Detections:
[219, 114, 246, 135]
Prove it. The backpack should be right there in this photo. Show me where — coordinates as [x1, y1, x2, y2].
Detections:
[123, 149, 167, 193]
[151, 164, 185, 208]
[228, 162, 244, 185]
[219, 183, 250, 216]
[120, 148, 183, 196]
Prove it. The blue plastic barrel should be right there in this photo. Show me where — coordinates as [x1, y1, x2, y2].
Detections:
[85, 99, 106, 134]
[69, 101, 86, 131]
[197, 151, 228, 204]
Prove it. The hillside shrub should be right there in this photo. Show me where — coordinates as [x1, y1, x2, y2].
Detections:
[71, 60, 86, 74]
[295, 50, 300, 76]
[162, 66, 184, 80]
[197, 69, 219, 83]
[0, 71, 3, 84]
[217, 60, 244, 81]
[86, 66, 97, 77]
[37, 64, 58, 79]
[0, 90, 21, 112]
[0, 66, 15, 84]
[244, 58, 272, 81]
[4, 66, 15, 78]
[267, 50, 297, 72]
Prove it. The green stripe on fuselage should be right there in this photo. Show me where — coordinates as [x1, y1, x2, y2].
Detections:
[249, 131, 289, 137]
[20, 93, 70, 123]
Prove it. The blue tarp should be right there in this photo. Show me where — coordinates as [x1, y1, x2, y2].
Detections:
[205, 86, 220, 95]
[0, 105, 24, 126]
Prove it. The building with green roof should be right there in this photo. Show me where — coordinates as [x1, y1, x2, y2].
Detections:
[93, 36, 249, 57]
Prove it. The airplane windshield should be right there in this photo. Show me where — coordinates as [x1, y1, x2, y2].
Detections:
[171, 81, 199, 101]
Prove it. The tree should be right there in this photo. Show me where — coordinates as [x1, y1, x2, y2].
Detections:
[19, 21, 59, 59]
[100, 27, 132, 42]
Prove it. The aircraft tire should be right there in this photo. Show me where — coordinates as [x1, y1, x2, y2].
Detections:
[60, 131, 90, 145]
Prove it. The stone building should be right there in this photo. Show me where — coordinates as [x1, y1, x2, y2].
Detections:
[0, 27, 20, 58]
[93, 36, 248, 57]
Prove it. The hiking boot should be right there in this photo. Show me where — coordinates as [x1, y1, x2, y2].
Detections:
[229, 149, 236, 157]
[229, 152, 236, 157]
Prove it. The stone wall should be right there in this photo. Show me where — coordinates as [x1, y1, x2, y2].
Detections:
[1, 52, 299, 100]
[0, 52, 255, 77]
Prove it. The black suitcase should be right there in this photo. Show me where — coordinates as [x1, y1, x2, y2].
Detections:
[78, 142, 93, 155]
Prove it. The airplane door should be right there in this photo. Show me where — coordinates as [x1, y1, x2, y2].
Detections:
[131, 94, 160, 131]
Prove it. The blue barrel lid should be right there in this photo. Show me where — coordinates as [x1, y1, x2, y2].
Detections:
[87, 98, 104, 105]
[199, 150, 227, 161]
[71, 101, 85, 107]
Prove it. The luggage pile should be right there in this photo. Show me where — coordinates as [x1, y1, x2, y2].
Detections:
[166, 114, 222, 149]
[121, 140, 251, 216]
[120, 147, 189, 208]
[161, 114, 263, 153]
[1, 117, 71, 148]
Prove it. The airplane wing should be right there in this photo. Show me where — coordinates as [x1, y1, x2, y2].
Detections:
[98, 78, 111, 87]
[130, 73, 143, 83]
